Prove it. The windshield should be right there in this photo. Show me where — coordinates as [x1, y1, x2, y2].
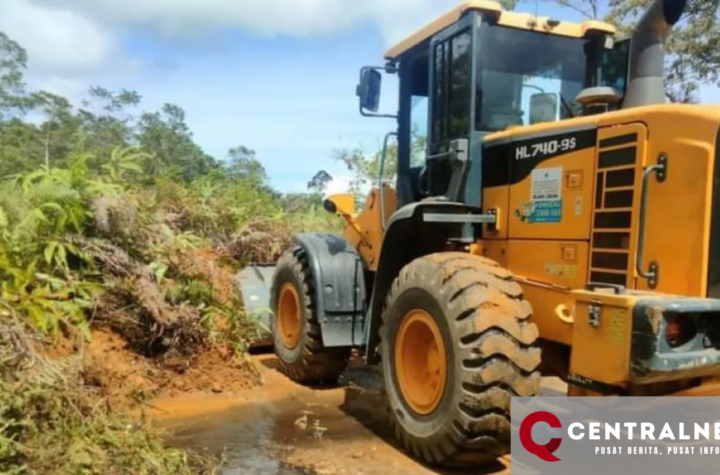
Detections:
[475, 26, 589, 132]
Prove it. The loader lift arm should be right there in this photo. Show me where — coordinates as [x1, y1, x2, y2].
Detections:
[364, 201, 496, 363]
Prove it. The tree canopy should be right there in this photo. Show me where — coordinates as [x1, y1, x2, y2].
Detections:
[307, 170, 333, 195]
[0, 33, 232, 183]
[555, 0, 720, 102]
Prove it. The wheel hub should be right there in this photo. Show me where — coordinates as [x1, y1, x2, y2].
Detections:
[395, 309, 447, 415]
[278, 283, 302, 349]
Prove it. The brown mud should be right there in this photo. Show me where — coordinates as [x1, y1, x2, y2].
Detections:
[45, 248, 265, 413]
[78, 329, 262, 411]
[157, 354, 568, 475]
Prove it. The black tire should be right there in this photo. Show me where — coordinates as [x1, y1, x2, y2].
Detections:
[271, 247, 350, 384]
[380, 252, 541, 465]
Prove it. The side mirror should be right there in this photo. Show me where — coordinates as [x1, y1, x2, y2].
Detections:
[529, 93, 560, 124]
[357, 69, 382, 113]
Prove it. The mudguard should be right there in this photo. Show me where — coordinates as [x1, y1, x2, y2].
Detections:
[293, 233, 367, 348]
[364, 201, 488, 363]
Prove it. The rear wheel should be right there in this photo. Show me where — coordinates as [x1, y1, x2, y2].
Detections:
[380, 252, 541, 465]
[271, 248, 350, 384]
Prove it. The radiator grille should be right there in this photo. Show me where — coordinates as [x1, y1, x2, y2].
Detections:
[590, 137, 638, 288]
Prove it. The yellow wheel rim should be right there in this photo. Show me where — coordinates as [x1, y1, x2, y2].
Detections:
[395, 309, 447, 415]
[278, 283, 302, 350]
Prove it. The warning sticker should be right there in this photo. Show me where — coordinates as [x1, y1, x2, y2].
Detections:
[544, 263, 578, 279]
[531, 167, 562, 201]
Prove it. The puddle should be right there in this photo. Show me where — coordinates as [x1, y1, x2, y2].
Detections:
[161, 364, 391, 474]
[164, 398, 310, 474]
[160, 361, 561, 475]
[162, 392, 377, 475]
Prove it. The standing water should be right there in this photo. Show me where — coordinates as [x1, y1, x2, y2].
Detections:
[159, 361, 466, 475]
[163, 398, 315, 474]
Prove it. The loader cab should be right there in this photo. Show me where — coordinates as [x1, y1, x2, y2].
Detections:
[365, 2, 631, 207]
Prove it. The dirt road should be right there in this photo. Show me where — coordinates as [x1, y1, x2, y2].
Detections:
[157, 355, 567, 475]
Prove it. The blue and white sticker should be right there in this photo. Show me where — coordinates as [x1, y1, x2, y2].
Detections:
[518, 167, 563, 224]
[529, 200, 562, 223]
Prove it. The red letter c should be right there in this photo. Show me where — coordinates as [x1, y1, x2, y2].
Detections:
[520, 411, 563, 462]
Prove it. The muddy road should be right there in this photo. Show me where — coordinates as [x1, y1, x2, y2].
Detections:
[157, 355, 567, 475]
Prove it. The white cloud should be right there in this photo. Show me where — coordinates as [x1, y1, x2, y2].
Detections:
[0, 0, 115, 76]
[324, 174, 354, 196]
[0, 0, 457, 82]
[34, 0, 454, 45]
[0, 0, 457, 195]
[321, 174, 375, 201]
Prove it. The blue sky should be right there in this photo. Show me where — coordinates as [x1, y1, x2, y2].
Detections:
[1, 0, 718, 194]
[120, 27, 396, 193]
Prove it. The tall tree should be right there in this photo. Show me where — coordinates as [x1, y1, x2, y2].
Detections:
[554, 0, 720, 102]
[333, 125, 432, 201]
[307, 170, 333, 195]
[77, 86, 141, 164]
[32, 91, 79, 168]
[0, 31, 33, 176]
[138, 103, 217, 181]
[0, 32, 29, 118]
[226, 145, 267, 185]
[334, 143, 398, 200]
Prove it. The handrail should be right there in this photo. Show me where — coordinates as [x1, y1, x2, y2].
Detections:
[635, 154, 667, 289]
[426, 150, 455, 161]
[378, 131, 397, 231]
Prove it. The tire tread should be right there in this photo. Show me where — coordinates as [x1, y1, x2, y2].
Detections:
[272, 248, 349, 384]
[380, 252, 541, 465]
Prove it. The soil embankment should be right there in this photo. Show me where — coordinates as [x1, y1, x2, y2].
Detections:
[83, 329, 261, 410]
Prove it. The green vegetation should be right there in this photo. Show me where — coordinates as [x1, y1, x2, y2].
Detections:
[0, 31, 338, 474]
[0, 320, 221, 475]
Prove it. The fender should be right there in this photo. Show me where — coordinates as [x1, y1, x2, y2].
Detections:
[364, 201, 491, 363]
[293, 233, 367, 347]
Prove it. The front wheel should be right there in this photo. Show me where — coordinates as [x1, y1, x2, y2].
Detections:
[271, 248, 350, 384]
[380, 253, 541, 465]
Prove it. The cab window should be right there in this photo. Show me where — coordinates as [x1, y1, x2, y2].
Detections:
[431, 30, 472, 154]
[475, 26, 588, 131]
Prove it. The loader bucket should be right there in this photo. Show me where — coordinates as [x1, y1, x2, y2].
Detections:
[236, 264, 275, 344]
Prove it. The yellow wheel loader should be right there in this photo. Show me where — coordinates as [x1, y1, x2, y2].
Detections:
[261, 0, 720, 465]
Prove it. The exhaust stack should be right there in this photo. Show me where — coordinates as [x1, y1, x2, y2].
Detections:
[622, 0, 688, 108]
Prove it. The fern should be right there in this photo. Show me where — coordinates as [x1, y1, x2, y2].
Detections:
[0, 138, 333, 350]
[102, 146, 150, 182]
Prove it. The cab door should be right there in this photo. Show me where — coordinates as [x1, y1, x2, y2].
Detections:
[426, 13, 476, 199]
